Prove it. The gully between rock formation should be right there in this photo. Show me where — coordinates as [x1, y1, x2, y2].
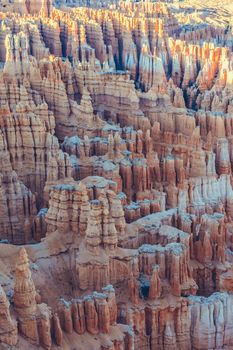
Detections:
[0, 0, 233, 349]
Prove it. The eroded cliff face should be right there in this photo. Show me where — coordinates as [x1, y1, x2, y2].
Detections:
[0, 0, 233, 349]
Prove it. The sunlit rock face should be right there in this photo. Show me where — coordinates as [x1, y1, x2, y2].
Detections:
[1, 0, 233, 349]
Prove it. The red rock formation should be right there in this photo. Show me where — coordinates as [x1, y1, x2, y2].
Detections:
[13, 248, 38, 343]
[52, 313, 63, 346]
[0, 1, 233, 349]
[148, 265, 161, 300]
[0, 285, 17, 346]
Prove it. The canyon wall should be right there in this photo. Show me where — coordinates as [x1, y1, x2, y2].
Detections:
[0, 0, 233, 349]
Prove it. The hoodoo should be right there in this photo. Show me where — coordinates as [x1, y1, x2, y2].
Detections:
[0, 0, 232, 349]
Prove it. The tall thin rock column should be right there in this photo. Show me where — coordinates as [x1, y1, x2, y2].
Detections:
[13, 247, 39, 343]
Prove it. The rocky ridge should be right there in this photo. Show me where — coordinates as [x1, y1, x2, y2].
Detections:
[0, 0, 233, 349]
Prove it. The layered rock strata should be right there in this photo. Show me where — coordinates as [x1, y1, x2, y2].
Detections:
[0, 0, 233, 349]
